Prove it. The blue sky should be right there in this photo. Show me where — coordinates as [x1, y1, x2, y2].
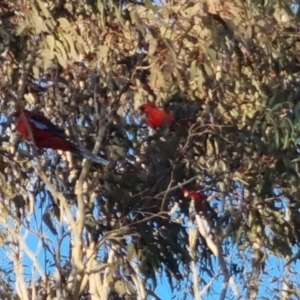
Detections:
[1, 202, 296, 300]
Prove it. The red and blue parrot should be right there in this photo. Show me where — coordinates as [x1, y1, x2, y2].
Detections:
[183, 188, 206, 203]
[139, 103, 175, 130]
[10, 109, 108, 165]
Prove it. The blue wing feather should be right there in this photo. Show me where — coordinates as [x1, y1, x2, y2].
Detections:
[30, 114, 66, 138]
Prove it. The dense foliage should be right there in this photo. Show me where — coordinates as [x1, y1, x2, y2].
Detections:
[0, 0, 300, 299]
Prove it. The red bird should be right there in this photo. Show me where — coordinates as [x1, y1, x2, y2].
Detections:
[139, 103, 174, 129]
[183, 188, 205, 203]
[12, 109, 108, 165]
[183, 187, 207, 212]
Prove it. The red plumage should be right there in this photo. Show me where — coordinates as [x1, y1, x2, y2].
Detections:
[183, 187, 207, 212]
[183, 188, 205, 203]
[14, 109, 73, 151]
[13, 109, 108, 165]
[139, 103, 174, 129]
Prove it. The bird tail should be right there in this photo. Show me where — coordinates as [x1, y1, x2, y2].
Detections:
[73, 145, 108, 166]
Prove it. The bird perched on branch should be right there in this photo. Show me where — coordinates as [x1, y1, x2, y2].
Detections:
[139, 102, 175, 130]
[9, 109, 108, 165]
[183, 188, 206, 204]
[183, 187, 217, 219]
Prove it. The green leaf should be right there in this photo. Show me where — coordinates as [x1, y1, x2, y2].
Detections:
[61, 33, 78, 59]
[148, 39, 158, 57]
[31, 15, 49, 33]
[114, 280, 126, 295]
[204, 63, 213, 76]
[207, 48, 217, 61]
[57, 17, 71, 29]
[16, 21, 28, 36]
[45, 35, 55, 51]
[285, 117, 294, 137]
[281, 128, 289, 149]
[32, 65, 40, 79]
[45, 19, 55, 32]
[0, 182, 17, 199]
[162, 38, 177, 63]
[40, 49, 54, 69]
[36, 0, 52, 19]
[98, 44, 109, 62]
[269, 102, 282, 114]
[292, 158, 300, 164]
[127, 243, 137, 261]
[96, 0, 105, 28]
[189, 60, 198, 78]
[54, 52, 67, 68]
[129, 10, 145, 33]
[229, 108, 239, 118]
[55, 40, 67, 60]
[274, 126, 279, 147]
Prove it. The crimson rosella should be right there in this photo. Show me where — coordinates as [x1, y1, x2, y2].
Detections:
[12, 109, 108, 165]
[183, 187, 208, 212]
[183, 188, 206, 203]
[139, 103, 174, 130]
